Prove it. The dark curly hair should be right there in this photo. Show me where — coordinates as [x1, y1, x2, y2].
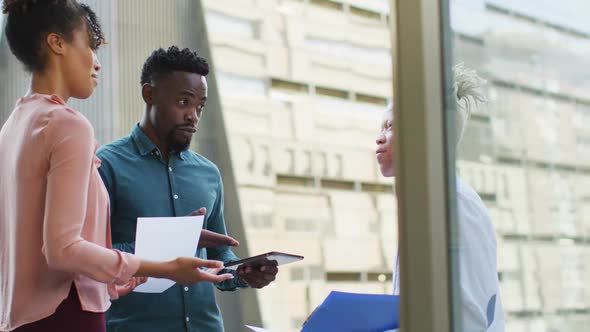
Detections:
[140, 46, 209, 85]
[2, 0, 105, 72]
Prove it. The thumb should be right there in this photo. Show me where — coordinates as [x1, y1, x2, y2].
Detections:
[218, 234, 240, 247]
[188, 207, 207, 216]
[193, 258, 224, 269]
[200, 272, 234, 283]
[205, 267, 224, 275]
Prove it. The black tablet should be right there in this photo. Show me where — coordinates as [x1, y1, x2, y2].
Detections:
[224, 251, 304, 270]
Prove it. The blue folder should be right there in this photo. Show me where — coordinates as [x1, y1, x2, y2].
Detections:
[301, 291, 400, 332]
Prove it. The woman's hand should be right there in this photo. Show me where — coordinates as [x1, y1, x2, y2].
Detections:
[115, 276, 148, 297]
[137, 257, 233, 285]
[166, 257, 233, 284]
[109, 276, 148, 300]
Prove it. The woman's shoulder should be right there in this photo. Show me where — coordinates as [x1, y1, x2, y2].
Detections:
[40, 98, 93, 137]
[22, 94, 96, 146]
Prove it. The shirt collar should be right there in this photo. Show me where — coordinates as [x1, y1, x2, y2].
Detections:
[179, 150, 188, 160]
[131, 124, 188, 160]
[131, 124, 157, 157]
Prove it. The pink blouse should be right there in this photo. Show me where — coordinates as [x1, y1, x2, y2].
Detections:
[0, 94, 140, 331]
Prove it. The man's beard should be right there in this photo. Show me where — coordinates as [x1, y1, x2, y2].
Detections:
[167, 128, 192, 152]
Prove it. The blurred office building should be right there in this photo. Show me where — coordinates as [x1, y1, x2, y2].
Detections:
[451, 1, 590, 331]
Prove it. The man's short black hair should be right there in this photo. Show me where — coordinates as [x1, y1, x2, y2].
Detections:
[2, 0, 105, 72]
[140, 46, 209, 85]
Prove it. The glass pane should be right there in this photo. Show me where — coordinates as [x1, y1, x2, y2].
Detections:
[201, 1, 396, 330]
[0, 1, 397, 331]
[446, 0, 590, 331]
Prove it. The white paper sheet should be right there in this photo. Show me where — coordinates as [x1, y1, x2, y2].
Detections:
[132, 216, 204, 293]
[245, 325, 275, 332]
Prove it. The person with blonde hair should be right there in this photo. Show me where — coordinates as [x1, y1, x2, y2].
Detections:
[375, 63, 505, 331]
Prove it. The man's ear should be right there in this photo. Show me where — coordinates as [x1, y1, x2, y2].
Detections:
[46, 33, 67, 56]
[142, 83, 154, 104]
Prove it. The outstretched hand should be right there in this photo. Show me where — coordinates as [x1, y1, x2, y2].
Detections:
[188, 207, 240, 248]
[168, 257, 234, 284]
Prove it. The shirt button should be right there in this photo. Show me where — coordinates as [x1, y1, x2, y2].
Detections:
[186, 317, 190, 322]
[184, 286, 189, 292]
[173, 194, 179, 199]
[169, 167, 172, 172]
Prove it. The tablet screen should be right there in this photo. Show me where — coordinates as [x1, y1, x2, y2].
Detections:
[224, 251, 304, 270]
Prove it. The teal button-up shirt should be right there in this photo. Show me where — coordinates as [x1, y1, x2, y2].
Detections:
[97, 125, 246, 332]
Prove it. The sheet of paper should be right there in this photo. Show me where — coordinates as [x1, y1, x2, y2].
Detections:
[132, 216, 204, 293]
[245, 325, 275, 332]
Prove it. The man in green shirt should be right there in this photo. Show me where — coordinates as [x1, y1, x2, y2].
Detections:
[98, 46, 278, 332]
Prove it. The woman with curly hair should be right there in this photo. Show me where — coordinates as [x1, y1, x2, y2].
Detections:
[0, 1, 233, 331]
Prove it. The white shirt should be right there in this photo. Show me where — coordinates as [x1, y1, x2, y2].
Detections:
[393, 177, 505, 331]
